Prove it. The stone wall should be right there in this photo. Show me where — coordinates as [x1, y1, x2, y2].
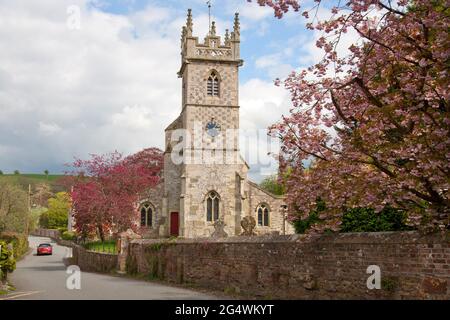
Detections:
[31, 228, 61, 240]
[126, 231, 449, 299]
[70, 244, 117, 274]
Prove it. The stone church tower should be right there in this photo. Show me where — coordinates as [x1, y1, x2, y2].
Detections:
[139, 10, 294, 238]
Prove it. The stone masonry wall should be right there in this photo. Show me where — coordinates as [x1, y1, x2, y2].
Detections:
[71, 244, 117, 274]
[127, 231, 449, 299]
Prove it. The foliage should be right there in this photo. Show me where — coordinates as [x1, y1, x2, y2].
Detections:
[293, 199, 324, 234]
[259, 175, 285, 195]
[46, 192, 70, 229]
[0, 240, 16, 281]
[61, 231, 76, 241]
[0, 171, 3, 175]
[29, 207, 46, 232]
[32, 183, 53, 208]
[39, 211, 49, 229]
[69, 148, 163, 241]
[253, 0, 450, 233]
[0, 232, 29, 259]
[13, 170, 19, 175]
[83, 240, 117, 254]
[341, 207, 413, 233]
[0, 181, 29, 234]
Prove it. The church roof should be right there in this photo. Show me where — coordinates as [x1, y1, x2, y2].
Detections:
[165, 115, 182, 131]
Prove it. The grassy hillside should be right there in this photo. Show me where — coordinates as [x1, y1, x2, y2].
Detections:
[0, 174, 68, 192]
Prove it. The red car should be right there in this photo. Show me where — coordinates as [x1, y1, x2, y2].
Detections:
[37, 243, 53, 256]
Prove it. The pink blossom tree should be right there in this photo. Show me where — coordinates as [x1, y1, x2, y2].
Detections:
[250, 0, 449, 232]
[69, 148, 163, 240]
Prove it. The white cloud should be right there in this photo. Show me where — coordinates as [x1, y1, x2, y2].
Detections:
[0, 0, 296, 180]
[0, 0, 181, 172]
[39, 122, 62, 136]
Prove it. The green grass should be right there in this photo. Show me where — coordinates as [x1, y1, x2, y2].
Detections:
[0, 173, 68, 192]
[0, 173, 64, 182]
[84, 240, 117, 254]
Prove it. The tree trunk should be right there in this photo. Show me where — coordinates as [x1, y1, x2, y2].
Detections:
[97, 225, 105, 242]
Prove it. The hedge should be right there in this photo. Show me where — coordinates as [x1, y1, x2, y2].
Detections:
[0, 240, 16, 281]
[0, 232, 29, 259]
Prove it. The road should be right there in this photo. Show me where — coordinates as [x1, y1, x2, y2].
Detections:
[4, 236, 217, 300]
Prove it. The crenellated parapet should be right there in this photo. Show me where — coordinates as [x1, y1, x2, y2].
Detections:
[178, 9, 242, 77]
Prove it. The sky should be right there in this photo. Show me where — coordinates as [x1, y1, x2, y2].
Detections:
[0, 0, 349, 182]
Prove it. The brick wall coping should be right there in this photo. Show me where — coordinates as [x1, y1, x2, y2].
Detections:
[130, 231, 449, 245]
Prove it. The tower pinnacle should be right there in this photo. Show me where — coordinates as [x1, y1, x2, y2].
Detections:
[232, 12, 240, 41]
[186, 8, 193, 36]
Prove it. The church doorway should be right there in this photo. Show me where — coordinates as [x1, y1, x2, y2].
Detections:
[170, 212, 179, 237]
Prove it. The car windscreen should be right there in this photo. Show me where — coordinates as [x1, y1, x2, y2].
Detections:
[38, 244, 52, 247]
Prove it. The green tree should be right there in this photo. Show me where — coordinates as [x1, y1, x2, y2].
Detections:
[46, 192, 70, 229]
[259, 175, 285, 196]
[0, 182, 28, 233]
[44, 170, 49, 180]
[0, 170, 3, 175]
[293, 198, 324, 234]
[0, 240, 16, 282]
[341, 207, 413, 233]
[38, 211, 49, 229]
[13, 170, 19, 175]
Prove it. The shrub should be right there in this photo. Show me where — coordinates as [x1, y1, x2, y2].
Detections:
[46, 192, 70, 229]
[0, 232, 29, 259]
[0, 240, 16, 281]
[61, 231, 76, 241]
[341, 207, 413, 233]
[293, 199, 413, 234]
[57, 227, 68, 235]
[39, 211, 49, 229]
[293, 199, 325, 234]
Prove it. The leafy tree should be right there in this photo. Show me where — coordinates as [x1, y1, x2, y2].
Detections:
[253, 0, 450, 233]
[0, 170, 3, 175]
[46, 192, 71, 229]
[0, 182, 28, 233]
[44, 170, 49, 180]
[259, 175, 285, 195]
[13, 170, 19, 175]
[0, 240, 16, 282]
[70, 148, 163, 241]
[32, 183, 53, 207]
[293, 199, 324, 234]
[38, 211, 49, 229]
[341, 207, 413, 233]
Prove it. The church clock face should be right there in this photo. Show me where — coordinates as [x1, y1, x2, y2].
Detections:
[206, 119, 221, 137]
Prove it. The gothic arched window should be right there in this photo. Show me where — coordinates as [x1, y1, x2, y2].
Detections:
[256, 204, 270, 227]
[140, 202, 153, 227]
[206, 191, 220, 222]
[207, 72, 219, 97]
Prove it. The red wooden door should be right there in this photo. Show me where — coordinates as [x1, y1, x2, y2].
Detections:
[170, 212, 179, 237]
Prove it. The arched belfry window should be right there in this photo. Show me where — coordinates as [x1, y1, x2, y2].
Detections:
[256, 204, 270, 227]
[206, 191, 220, 222]
[140, 202, 153, 227]
[207, 72, 219, 97]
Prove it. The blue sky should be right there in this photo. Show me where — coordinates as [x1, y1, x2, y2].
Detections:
[90, 0, 313, 82]
[0, 0, 342, 181]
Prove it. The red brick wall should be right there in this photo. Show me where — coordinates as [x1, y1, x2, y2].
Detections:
[127, 232, 449, 299]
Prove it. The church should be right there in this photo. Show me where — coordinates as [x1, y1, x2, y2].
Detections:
[137, 10, 295, 238]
